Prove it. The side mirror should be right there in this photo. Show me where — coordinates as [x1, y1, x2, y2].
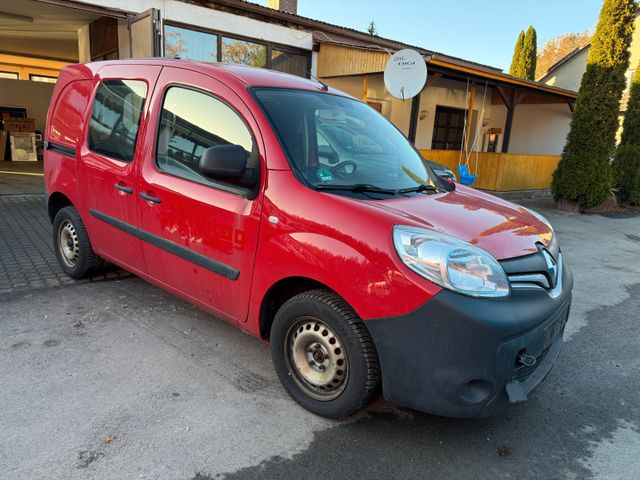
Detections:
[199, 144, 247, 180]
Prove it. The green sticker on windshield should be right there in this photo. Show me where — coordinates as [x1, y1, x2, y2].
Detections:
[317, 168, 334, 183]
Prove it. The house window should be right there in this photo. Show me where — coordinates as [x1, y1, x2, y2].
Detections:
[431, 106, 466, 150]
[0, 71, 19, 80]
[30, 74, 57, 83]
[271, 49, 308, 77]
[162, 23, 309, 77]
[222, 37, 267, 68]
[164, 24, 217, 62]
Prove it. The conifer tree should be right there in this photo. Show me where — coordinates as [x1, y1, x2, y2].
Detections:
[509, 30, 526, 77]
[552, 0, 636, 208]
[522, 26, 537, 80]
[614, 64, 640, 204]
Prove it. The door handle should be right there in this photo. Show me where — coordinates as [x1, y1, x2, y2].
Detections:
[114, 183, 133, 194]
[140, 191, 162, 204]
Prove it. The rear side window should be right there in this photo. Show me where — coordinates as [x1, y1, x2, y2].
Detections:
[156, 86, 258, 190]
[88, 80, 147, 162]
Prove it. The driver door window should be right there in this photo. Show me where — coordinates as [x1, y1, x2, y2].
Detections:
[156, 86, 258, 191]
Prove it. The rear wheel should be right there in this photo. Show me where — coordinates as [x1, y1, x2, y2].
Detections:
[52, 206, 103, 279]
[270, 289, 380, 418]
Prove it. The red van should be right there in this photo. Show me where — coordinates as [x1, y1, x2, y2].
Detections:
[44, 59, 572, 418]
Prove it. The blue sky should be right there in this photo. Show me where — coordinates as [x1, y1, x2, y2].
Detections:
[257, 0, 604, 71]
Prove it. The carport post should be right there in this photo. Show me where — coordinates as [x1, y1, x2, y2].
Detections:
[408, 94, 421, 144]
[407, 73, 441, 145]
[497, 87, 518, 154]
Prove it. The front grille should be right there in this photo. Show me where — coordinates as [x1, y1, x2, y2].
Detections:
[500, 239, 561, 294]
[508, 273, 551, 289]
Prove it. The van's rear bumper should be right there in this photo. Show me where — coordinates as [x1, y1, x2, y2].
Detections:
[365, 261, 573, 418]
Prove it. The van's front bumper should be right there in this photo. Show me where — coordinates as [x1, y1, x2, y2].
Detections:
[365, 259, 573, 418]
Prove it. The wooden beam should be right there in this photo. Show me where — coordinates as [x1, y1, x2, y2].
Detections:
[502, 90, 518, 153]
[496, 86, 511, 109]
[568, 101, 575, 113]
[428, 58, 577, 99]
[362, 74, 368, 102]
[424, 72, 442, 88]
[407, 74, 441, 145]
[464, 81, 476, 152]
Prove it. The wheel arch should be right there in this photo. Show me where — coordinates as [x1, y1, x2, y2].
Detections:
[259, 276, 342, 340]
[47, 191, 74, 223]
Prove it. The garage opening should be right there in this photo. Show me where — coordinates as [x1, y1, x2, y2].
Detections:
[0, 0, 131, 164]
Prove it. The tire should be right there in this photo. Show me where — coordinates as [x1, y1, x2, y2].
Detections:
[52, 206, 104, 279]
[270, 289, 381, 418]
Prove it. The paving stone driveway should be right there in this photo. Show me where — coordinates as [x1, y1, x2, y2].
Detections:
[0, 195, 129, 295]
[0, 195, 75, 294]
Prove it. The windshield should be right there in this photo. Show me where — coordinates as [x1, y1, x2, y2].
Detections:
[252, 88, 442, 196]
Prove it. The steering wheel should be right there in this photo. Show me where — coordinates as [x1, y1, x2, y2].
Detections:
[330, 161, 358, 176]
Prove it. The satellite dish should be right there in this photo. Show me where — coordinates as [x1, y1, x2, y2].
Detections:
[384, 49, 427, 100]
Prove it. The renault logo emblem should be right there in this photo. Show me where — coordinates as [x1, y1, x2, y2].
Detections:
[542, 250, 558, 287]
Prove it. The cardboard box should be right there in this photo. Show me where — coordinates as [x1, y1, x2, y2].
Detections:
[3, 118, 35, 133]
[9, 132, 37, 161]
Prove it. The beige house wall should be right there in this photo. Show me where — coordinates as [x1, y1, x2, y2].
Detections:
[322, 73, 570, 155]
[542, 8, 640, 101]
[0, 54, 68, 81]
[541, 47, 588, 92]
[0, 78, 56, 132]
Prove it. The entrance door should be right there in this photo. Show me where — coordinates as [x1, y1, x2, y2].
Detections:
[136, 67, 264, 323]
[80, 64, 161, 274]
[431, 106, 466, 150]
[128, 8, 162, 57]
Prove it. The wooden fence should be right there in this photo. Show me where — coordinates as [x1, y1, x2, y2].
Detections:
[419, 150, 561, 192]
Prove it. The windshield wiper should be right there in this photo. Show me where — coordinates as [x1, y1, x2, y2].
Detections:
[396, 184, 443, 194]
[315, 183, 399, 195]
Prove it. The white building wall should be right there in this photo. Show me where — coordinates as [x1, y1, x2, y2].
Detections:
[78, 0, 314, 52]
[509, 103, 572, 155]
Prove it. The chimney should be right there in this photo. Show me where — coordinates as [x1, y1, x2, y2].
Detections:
[268, 0, 298, 14]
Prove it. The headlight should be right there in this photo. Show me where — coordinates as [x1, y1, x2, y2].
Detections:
[393, 225, 510, 298]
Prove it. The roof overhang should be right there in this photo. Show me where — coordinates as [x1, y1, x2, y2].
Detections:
[317, 43, 577, 101]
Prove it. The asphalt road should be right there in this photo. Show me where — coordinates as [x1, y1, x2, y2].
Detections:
[1, 193, 639, 480]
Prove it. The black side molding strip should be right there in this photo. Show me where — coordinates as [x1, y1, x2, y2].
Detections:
[90, 209, 138, 237]
[89, 209, 239, 281]
[45, 141, 76, 158]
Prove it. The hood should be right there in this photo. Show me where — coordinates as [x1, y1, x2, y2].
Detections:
[364, 185, 553, 260]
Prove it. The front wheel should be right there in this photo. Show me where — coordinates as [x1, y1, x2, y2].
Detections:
[270, 289, 381, 418]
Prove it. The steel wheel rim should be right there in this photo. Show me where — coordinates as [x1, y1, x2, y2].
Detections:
[285, 316, 349, 401]
[58, 220, 80, 268]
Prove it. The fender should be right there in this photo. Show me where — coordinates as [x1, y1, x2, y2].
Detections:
[244, 172, 443, 336]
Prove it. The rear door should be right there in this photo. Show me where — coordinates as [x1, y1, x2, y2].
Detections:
[79, 64, 161, 273]
[137, 67, 264, 323]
